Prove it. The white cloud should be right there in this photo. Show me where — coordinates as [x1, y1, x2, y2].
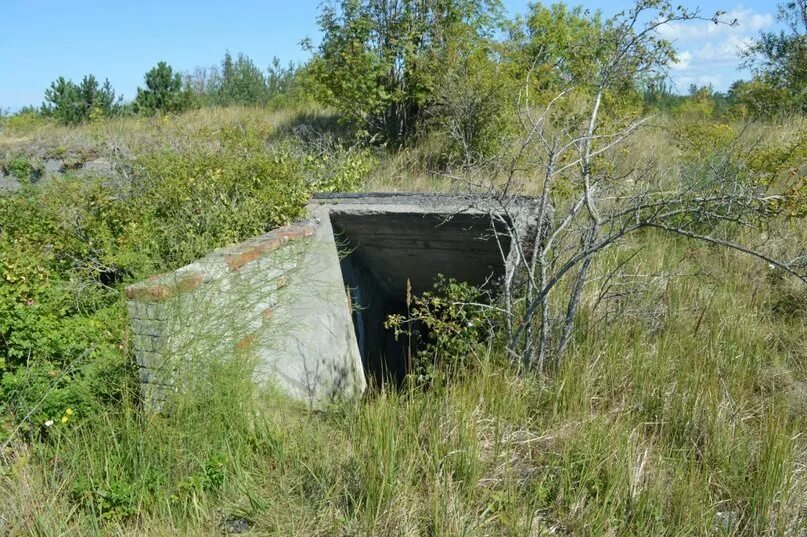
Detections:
[660, 5, 774, 91]
[675, 74, 725, 90]
[679, 34, 756, 67]
[658, 7, 774, 41]
[671, 50, 692, 70]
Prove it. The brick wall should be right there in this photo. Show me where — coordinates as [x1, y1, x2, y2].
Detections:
[126, 218, 365, 408]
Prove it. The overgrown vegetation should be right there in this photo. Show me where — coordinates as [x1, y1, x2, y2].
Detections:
[0, 118, 375, 433]
[1, 0, 806, 534]
[738, 0, 807, 115]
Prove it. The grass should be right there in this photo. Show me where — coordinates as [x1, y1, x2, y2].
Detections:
[1, 107, 806, 535]
[3, 233, 805, 535]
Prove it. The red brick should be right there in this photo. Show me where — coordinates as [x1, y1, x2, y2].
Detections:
[278, 228, 306, 242]
[225, 238, 281, 271]
[225, 247, 261, 271]
[125, 273, 203, 302]
[173, 273, 204, 293]
[235, 334, 257, 351]
[224, 223, 314, 271]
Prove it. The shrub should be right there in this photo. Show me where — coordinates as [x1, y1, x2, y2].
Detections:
[740, 0, 807, 114]
[428, 36, 516, 168]
[2, 156, 38, 182]
[183, 53, 307, 109]
[266, 57, 303, 107]
[130, 145, 309, 265]
[385, 276, 492, 383]
[3, 109, 48, 134]
[216, 51, 268, 106]
[306, 0, 504, 145]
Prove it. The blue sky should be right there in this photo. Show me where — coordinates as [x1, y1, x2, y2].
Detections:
[0, 0, 783, 111]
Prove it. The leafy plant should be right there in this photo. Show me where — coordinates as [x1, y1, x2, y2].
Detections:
[385, 276, 491, 382]
[3, 156, 36, 182]
[217, 51, 269, 106]
[306, 0, 504, 145]
[741, 0, 807, 113]
[3, 109, 48, 133]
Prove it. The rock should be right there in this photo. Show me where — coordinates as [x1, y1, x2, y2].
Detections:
[0, 176, 21, 193]
[33, 158, 65, 186]
[221, 515, 252, 534]
[79, 158, 115, 177]
[0, 168, 21, 192]
[714, 511, 738, 532]
[44, 158, 63, 176]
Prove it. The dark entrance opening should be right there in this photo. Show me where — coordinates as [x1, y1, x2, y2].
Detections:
[329, 209, 513, 385]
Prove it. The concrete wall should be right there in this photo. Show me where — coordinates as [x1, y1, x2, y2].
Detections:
[126, 192, 539, 407]
[125, 217, 365, 408]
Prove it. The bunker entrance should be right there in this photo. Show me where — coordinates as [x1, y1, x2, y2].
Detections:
[330, 210, 512, 385]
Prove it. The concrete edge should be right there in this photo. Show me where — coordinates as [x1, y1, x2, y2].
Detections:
[125, 220, 317, 302]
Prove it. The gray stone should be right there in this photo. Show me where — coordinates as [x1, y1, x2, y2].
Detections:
[44, 158, 63, 176]
[79, 158, 115, 177]
[30, 158, 64, 186]
[0, 175, 21, 192]
[221, 516, 252, 534]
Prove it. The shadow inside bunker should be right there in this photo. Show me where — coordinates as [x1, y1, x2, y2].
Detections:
[329, 211, 512, 388]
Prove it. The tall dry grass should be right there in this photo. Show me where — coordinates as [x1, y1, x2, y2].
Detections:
[2, 228, 805, 535]
[1, 107, 805, 535]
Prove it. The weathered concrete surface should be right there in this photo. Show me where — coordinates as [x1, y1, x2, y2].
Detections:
[126, 219, 364, 408]
[312, 192, 539, 291]
[252, 204, 365, 403]
[126, 192, 539, 406]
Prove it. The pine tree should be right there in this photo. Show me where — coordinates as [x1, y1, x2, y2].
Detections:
[217, 52, 268, 106]
[134, 62, 192, 115]
[41, 75, 118, 124]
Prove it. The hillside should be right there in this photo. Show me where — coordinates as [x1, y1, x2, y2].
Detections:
[0, 101, 804, 535]
[2, 0, 807, 534]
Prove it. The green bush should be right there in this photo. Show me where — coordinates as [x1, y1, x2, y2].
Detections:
[3, 110, 49, 134]
[385, 276, 492, 383]
[183, 52, 307, 109]
[2, 156, 37, 182]
[0, 124, 375, 438]
[306, 0, 503, 145]
[740, 0, 806, 114]
[216, 51, 270, 106]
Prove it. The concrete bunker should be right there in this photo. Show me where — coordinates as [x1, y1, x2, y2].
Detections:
[126, 193, 537, 407]
[317, 193, 527, 384]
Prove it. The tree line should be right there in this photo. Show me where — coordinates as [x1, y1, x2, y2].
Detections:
[28, 51, 301, 125]
[11, 0, 807, 139]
